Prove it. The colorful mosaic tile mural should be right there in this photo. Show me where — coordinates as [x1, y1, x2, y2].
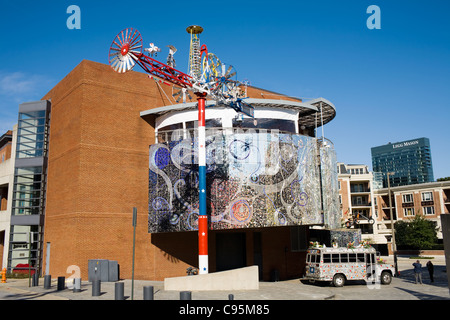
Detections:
[148, 129, 340, 233]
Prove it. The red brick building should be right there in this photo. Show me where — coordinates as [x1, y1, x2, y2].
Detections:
[5, 59, 340, 281]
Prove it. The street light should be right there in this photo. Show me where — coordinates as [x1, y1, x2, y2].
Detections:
[386, 172, 399, 276]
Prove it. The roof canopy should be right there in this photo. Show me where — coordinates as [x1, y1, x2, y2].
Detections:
[140, 97, 336, 129]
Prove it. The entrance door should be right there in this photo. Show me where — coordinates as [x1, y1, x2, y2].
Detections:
[216, 232, 246, 272]
[366, 252, 376, 280]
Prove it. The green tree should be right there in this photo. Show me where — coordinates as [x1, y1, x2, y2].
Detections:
[394, 215, 438, 249]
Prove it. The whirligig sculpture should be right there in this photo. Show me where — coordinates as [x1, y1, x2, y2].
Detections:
[108, 26, 254, 274]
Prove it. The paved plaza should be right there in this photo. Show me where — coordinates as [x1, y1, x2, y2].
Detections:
[0, 257, 448, 301]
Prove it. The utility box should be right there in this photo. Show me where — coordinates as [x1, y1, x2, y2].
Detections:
[88, 259, 119, 282]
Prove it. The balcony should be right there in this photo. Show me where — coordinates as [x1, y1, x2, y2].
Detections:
[351, 201, 372, 207]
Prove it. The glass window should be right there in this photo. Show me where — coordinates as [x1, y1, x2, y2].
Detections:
[19, 110, 46, 120]
[340, 254, 349, 263]
[403, 207, 415, 216]
[423, 206, 435, 215]
[205, 118, 222, 128]
[232, 118, 296, 133]
[357, 253, 365, 262]
[421, 192, 433, 201]
[402, 194, 413, 203]
[349, 253, 357, 262]
[158, 123, 183, 132]
[332, 254, 340, 263]
[323, 254, 331, 263]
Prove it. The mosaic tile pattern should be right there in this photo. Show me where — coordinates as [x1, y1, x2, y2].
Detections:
[148, 129, 340, 233]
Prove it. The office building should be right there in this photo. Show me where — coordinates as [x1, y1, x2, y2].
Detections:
[371, 138, 434, 188]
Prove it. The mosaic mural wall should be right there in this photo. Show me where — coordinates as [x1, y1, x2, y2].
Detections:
[148, 128, 340, 233]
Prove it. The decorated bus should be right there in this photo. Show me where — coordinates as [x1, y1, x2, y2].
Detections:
[303, 242, 394, 287]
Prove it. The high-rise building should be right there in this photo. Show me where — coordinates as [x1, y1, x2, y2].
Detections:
[371, 137, 434, 188]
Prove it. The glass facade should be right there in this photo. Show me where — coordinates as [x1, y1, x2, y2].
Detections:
[371, 137, 434, 188]
[16, 110, 47, 159]
[8, 101, 50, 274]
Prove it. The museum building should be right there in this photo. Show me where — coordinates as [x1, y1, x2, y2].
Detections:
[3, 60, 342, 281]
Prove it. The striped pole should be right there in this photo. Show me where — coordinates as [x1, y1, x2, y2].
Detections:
[197, 92, 208, 274]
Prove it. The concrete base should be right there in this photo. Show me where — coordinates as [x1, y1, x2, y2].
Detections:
[164, 266, 259, 291]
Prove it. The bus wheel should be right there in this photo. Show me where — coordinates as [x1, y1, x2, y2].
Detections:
[381, 271, 392, 285]
[332, 274, 345, 287]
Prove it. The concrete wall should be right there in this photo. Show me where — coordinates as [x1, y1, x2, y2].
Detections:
[164, 266, 259, 291]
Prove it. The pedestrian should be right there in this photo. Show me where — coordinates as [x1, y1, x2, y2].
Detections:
[426, 260, 434, 283]
[412, 260, 423, 284]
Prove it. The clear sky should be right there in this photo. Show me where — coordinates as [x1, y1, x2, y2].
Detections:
[0, 0, 449, 179]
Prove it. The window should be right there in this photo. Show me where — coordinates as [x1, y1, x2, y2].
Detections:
[403, 207, 415, 216]
[357, 254, 365, 262]
[323, 254, 331, 263]
[16, 111, 48, 159]
[232, 118, 296, 133]
[421, 192, 433, 202]
[402, 194, 413, 203]
[340, 254, 349, 263]
[332, 254, 340, 263]
[349, 253, 357, 262]
[423, 206, 435, 215]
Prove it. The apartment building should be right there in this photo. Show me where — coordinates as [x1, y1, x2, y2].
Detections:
[338, 162, 450, 254]
[373, 180, 450, 245]
[0, 128, 16, 268]
[337, 163, 386, 247]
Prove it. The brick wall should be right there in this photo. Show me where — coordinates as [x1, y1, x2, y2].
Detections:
[41, 60, 307, 281]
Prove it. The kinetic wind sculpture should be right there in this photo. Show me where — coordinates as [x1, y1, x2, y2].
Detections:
[108, 26, 254, 274]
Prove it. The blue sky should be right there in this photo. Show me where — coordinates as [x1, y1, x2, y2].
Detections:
[1, 0, 449, 179]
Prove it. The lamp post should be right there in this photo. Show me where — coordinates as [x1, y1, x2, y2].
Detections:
[386, 172, 398, 276]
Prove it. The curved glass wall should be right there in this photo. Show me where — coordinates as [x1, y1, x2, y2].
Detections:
[148, 128, 339, 233]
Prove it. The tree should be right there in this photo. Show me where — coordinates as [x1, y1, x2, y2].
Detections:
[437, 177, 450, 182]
[394, 215, 438, 250]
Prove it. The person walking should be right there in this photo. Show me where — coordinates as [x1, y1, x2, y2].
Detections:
[426, 260, 434, 283]
[412, 260, 423, 284]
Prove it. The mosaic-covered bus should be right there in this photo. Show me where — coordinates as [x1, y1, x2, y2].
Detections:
[304, 246, 394, 287]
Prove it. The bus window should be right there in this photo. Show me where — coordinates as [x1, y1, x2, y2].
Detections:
[323, 254, 331, 263]
[307, 254, 312, 263]
[349, 253, 357, 262]
[332, 254, 340, 263]
[340, 253, 349, 263]
[314, 255, 321, 263]
[357, 253, 365, 262]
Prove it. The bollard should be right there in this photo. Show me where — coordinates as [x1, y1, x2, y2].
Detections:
[115, 282, 124, 300]
[73, 278, 81, 293]
[92, 279, 101, 297]
[143, 286, 154, 300]
[1, 268, 7, 283]
[180, 291, 192, 300]
[57, 276, 65, 291]
[228, 294, 234, 300]
[32, 273, 39, 287]
[44, 275, 51, 289]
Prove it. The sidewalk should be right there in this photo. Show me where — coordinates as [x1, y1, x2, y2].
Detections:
[0, 277, 336, 300]
[0, 255, 447, 301]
